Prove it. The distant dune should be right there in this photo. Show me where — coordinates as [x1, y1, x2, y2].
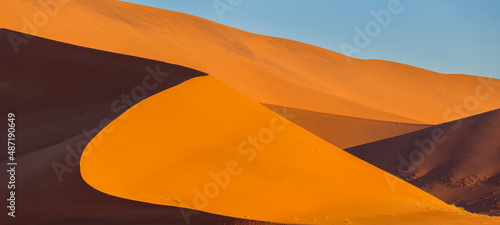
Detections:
[2, 0, 500, 127]
[347, 109, 500, 216]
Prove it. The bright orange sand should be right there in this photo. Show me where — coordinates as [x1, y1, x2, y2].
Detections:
[2, 0, 500, 125]
[81, 76, 500, 224]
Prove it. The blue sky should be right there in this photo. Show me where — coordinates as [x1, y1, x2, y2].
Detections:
[121, 0, 500, 79]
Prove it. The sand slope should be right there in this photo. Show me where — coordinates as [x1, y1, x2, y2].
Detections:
[347, 109, 500, 216]
[80, 75, 500, 225]
[2, 0, 500, 124]
[263, 103, 431, 149]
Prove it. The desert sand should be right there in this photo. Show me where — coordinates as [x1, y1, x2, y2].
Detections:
[1, 0, 500, 224]
[347, 109, 500, 216]
[1, 29, 498, 224]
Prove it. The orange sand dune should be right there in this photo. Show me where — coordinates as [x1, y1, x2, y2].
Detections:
[2, 0, 500, 124]
[346, 109, 500, 216]
[81, 75, 500, 225]
[263, 103, 431, 149]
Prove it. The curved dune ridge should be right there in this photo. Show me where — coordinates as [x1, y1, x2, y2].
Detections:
[80, 76, 500, 225]
[2, 0, 500, 126]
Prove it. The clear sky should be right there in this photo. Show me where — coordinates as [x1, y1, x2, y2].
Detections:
[121, 0, 500, 79]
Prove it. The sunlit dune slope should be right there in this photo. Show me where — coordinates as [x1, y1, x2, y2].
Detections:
[81, 76, 500, 225]
[347, 109, 500, 216]
[2, 0, 500, 124]
[263, 103, 431, 149]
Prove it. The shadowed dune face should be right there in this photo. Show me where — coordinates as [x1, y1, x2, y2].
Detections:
[80, 75, 500, 225]
[346, 109, 500, 216]
[262, 103, 431, 149]
[2, 0, 500, 125]
[0, 29, 272, 225]
[0, 28, 206, 158]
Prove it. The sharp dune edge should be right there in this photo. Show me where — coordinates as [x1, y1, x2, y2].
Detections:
[80, 75, 499, 225]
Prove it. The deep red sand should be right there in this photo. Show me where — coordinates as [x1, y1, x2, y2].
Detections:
[347, 109, 500, 216]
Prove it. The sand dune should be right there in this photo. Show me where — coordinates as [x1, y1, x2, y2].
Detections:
[0, 16, 498, 225]
[347, 109, 500, 216]
[263, 103, 431, 149]
[1, 0, 499, 224]
[2, 0, 500, 125]
[80, 75, 500, 224]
